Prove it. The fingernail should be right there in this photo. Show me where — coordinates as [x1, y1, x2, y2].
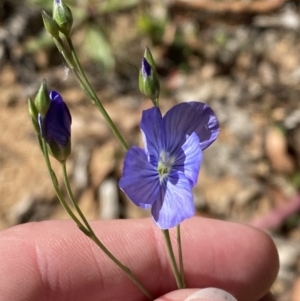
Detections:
[184, 288, 238, 301]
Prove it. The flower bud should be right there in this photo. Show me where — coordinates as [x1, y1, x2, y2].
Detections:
[139, 47, 160, 105]
[53, 0, 73, 36]
[41, 90, 72, 162]
[34, 80, 50, 118]
[41, 10, 60, 39]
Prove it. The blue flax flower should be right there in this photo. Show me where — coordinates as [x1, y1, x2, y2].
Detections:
[39, 90, 72, 162]
[119, 102, 219, 229]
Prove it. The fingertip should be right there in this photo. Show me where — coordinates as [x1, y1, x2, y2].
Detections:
[184, 288, 238, 301]
[154, 288, 238, 301]
[247, 226, 279, 291]
[180, 219, 279, 301]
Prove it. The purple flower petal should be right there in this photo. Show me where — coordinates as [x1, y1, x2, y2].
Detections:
[119, 146, 160, 208]
[140, 107, 163, 166]
[173, 132, 202, 187]
[151, 171, 195, 229]
[44, 91, 71, 147]
[163, 102, 219, 151]
[141, 58, 151, 77]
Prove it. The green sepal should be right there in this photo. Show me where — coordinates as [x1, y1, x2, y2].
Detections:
[47, 139, 71, 163]
[41, 10, 60, 39]
[34, 80, 50, 118]
[28, 97, 40, 135]
[144, 47, 157, 71]
[53, 0, 73, 36]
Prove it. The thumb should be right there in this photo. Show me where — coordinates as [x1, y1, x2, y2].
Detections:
[154, 288, 238, 301]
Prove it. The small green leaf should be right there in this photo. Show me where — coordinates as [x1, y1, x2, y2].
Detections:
[99, 0, 139, 13]
[82, 25, 115, 70]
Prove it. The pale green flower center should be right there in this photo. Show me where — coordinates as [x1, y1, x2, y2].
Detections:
[157, 150, 175, 182]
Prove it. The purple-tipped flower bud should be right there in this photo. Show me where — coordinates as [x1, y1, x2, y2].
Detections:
[41, 10, 60, 39]
[40, 90, 72, 162]
[139, 47, 160, 106]
[53, 0, 73, 36]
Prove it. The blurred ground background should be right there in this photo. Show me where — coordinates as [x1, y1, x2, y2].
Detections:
[1, 0, 300, 300]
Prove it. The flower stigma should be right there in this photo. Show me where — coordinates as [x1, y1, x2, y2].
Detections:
[157, 150, 175, 183]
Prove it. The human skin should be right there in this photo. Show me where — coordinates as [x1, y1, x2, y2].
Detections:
[0, 217, 279, 301]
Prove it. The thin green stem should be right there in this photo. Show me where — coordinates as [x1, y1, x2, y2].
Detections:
[162, 229, 183, 289]
[61, 162, 93, 232]
[53, 38, 99, 105]
[53, 37, 75, 70]
[88, 232, 153, 300]
[177, 224, 185, 288]
[61, 162, 153, 300]
[65, 37, 128, 151]
[41, 140, 88, 233]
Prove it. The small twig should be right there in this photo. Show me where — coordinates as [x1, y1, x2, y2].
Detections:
[172, 0, 289, 14]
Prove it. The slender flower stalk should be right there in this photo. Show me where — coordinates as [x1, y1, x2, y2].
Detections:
[162, 229, 183, 289]
[177, 224, 185, 287]
[61, 163, 153, 300]
[42, 139, 88, 234]
[65, 37, 129, 151]
[62, 162, 93, 232]
[52, 37, 76, 69]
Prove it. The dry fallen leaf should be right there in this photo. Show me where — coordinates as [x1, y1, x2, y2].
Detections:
[265, 127, 294, 174]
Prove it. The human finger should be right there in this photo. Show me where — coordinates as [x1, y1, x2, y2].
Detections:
[0, 217, 279, 301]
